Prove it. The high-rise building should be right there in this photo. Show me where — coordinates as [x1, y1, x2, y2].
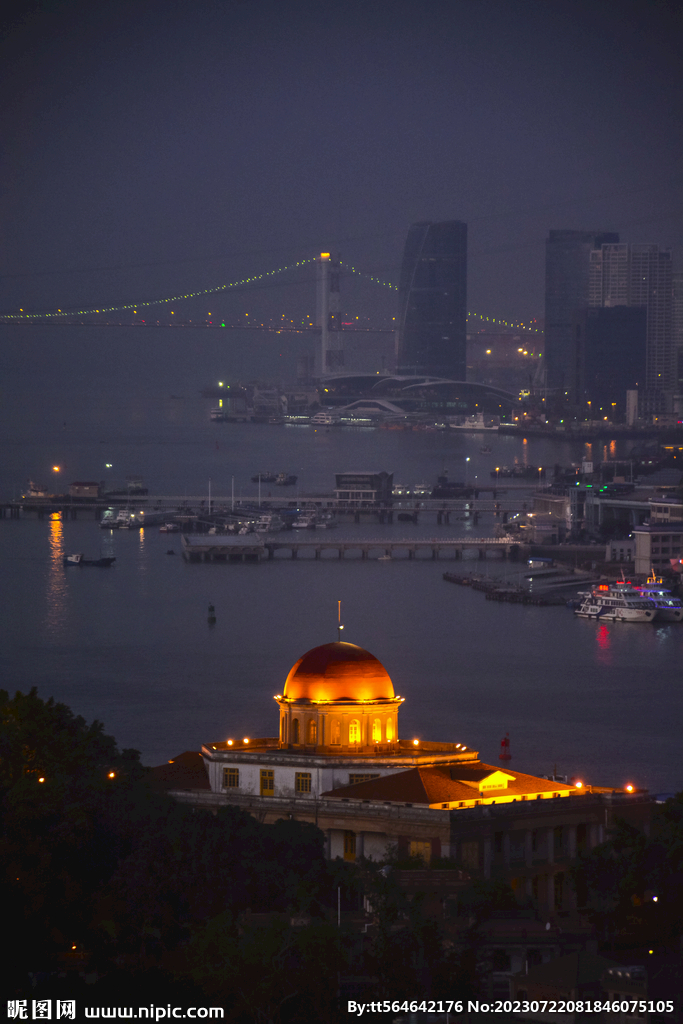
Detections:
[574, 305, 646, 419]
[544, 229, 619, 402]
[589, 243, 674, 412]
[395, 221, 467, 379]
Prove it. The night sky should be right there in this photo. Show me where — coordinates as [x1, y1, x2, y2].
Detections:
[1, 0, 681, 331]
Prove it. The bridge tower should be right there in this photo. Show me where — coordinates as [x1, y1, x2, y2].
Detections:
[316, 253, 344, 375]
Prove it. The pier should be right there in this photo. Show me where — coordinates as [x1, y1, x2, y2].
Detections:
[181, 534, 523, 563]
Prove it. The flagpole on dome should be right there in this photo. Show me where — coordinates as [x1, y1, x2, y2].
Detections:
[338, 601, 344, 642]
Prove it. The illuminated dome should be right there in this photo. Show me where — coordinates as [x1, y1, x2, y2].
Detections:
[283, 642, 395, 702]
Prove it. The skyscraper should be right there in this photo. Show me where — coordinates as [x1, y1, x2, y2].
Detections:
[395, 221, 467, 379]
[544, 229, 619, 401]
[589, 243, 674, 408]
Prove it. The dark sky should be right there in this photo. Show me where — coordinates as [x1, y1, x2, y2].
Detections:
[1, 0, 681, 329]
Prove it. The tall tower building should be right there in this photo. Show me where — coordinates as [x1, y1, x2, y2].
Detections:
[544, 229, 619, 402]
[395, 221, 467, 379]
[316, 253, 344, 374]
[589, 243, 674, 410]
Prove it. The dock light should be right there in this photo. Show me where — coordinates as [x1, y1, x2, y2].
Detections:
[653, 896, 658, 902]
[38, 777, 45, 783]
[413, 739, 419, 746]
[626, 784, 634, 792]
[108, 771, 115, 778]
[52, 466, 60, 472]
[105, 463, 112, 468]
[227, 740, 233, 746]
[575, 781, 583, 788]
[243, 738, 249, 744]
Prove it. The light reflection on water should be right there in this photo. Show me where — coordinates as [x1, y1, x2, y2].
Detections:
[46, 513, 68, 639]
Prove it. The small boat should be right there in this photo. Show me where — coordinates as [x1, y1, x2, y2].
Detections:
[64, 553, 116, 567]
[292, 512, 317, 529]
[275, 473, 297, 486]
[159, 523, 180, 533]
[573, 582, 656, 622]
[378, 554, 392, 561]
[634, 572, 683, 622]
[254, 513, 286, 533]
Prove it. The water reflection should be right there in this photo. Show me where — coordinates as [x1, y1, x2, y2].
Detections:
[46, 513, 67, 638]
[596, 623, 612, 664]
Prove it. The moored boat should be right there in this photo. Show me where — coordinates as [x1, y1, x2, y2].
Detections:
[574, 582, 656, 622]
[634, 572, 683, 622]
[64, 553, 116, 567]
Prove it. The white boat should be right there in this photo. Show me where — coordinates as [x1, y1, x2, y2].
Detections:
[634, 573, 683, 622]
[160, 522, 180, 533]
[100, 508, 119, 528]
[310, 410, 341, 426]
[574, 582, 656, 622]
[292, 512, 317, 529]
[254, 513, 286, 533]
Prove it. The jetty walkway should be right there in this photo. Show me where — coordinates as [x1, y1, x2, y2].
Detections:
[181, 534, 522, 563]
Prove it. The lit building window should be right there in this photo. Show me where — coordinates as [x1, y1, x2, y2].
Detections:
[409, 840, 431, 864]
[223, 767, 239, 789]
[307, 719, 317, 745]
[349, 773, 379, 786]
[344, 830, 356, 861]
[349, 719, 361, 744]
[295, 772, 311, 793]
[260, 769, 274, 796]
[372, 718, 382, 743]
[386, 718, 394, 742]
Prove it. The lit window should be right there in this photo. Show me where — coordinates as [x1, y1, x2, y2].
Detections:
[386, 718, 394, 741]
[307, 719, 317, 745]
[260, 769, 274, 796]
[409, 840, 431, 864]
[295, 772, 311, 793]
[349, 773, 379, 786]
[223, 767, 239, 789]
[372, 718, 382, 743]
[349, 719, 361, 744]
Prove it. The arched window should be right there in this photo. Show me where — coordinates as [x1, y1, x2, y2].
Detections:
[349, 719, 361, 744]
[386, 718, 394, 742]
[292, 718, 300, 745]
[307, 719, 317, 745]
[330, 719, 341, 745]
[372, 718, 382, 743]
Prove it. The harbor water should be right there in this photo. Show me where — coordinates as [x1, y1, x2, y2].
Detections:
[1, 326, 681, 794]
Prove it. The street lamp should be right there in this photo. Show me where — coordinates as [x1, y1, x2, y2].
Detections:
[465, 457, 470, 487]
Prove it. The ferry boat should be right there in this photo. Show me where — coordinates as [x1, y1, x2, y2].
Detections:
[574, 582, 656, 622]
[634, 572, 683, 622]
[310, 410, 340, 426]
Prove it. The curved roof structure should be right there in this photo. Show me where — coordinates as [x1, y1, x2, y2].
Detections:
[283, 641, 395, 702]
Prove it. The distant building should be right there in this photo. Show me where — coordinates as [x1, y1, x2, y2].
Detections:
[333, 471, 394, 505]
[68, 481, 100, 499]
[396, 221, 467, 379]
[574, 305, 646, 419]
[544, 229, 619, 402]
[589, 242, 674, 414]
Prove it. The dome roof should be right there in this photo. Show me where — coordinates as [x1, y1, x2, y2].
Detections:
[283, 642, 395, 702]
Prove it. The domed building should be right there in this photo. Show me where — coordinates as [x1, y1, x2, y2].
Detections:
[159, 636, 651, 919]
[275, 641, 402, 752]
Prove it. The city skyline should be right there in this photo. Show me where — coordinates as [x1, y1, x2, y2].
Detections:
[1, 0, 680, 336]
